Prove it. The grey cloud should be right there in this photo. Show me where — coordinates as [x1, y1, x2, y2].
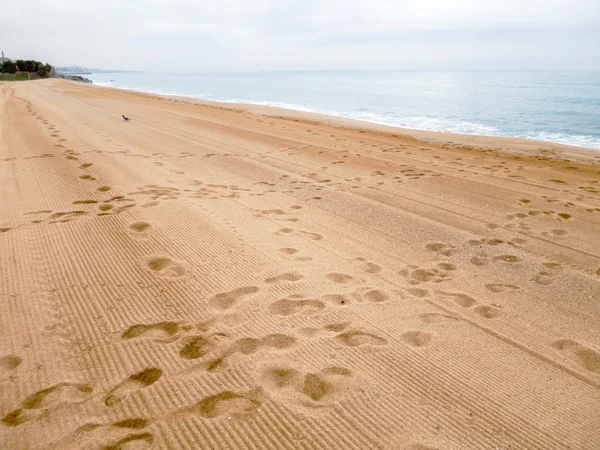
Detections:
[1, 0, 599, 70]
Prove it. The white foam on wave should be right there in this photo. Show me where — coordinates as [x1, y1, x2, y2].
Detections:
[521, 131, 600, 149]
[89, 82, 600, 150]
[222, 99, 314, 113]
[93, 81, 115, 88]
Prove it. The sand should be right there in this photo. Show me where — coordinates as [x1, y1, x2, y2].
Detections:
[0, 79, 599, 450]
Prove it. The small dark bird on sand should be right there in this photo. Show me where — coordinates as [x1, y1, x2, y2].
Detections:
[122, 115, 131, 122]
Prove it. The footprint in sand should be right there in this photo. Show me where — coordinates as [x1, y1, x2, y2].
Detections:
[102, 433, 154, 450]
[265, 272, 304, 284]
[405, 288, 430, 298]
[299, 230, 323, 240]
[269, 297, 327, 316]
[179, 335, 220, 360]
[425, 243, 455, 257]
[534, 272, 553, 286]
[122, 321, 182, 342]
[3, 382, 93, 426]
[326, 273, 354, 284]
[469, 255, 488, 266]
[355, 258, 382, 274]
[105, 368, 162, 407]
[353, 287, 389, 303]
[421, 313, 458, 324]
[551, 339, 600, 373]
[335, 330, 388, 347]
[436, 291, 478, 308]
[485, 284, 519, 293]
[144, 256, 186, 278]
[0, 354, 22, 373]
[399, 331, 433, 347]
[72, 199, 98, 205]
[190, 390, 262, 418]
[129, 221, 152, 238]
[54, 418, 153, 450]
[474, 305, 503, 319]
[209, 286, 260, 310]
[261, 365, 354, 406]
[233, 334, 297, 355]
[197, 333, 298, 372]
[400, 266, 451, 285]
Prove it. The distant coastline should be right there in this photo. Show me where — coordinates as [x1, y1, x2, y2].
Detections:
[54, 65, 144, 75]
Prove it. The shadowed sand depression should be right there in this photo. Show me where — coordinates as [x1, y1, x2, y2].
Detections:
[0, 79, 599, 449]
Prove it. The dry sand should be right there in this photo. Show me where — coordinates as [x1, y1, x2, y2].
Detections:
[1, 79, 599, 450]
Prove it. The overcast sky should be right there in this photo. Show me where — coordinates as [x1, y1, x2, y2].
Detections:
[2, 0, 599, 71]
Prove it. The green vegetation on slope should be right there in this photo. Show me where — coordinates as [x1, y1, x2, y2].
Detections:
[0, 60, 53, 77]
[0, 73, 29, 81]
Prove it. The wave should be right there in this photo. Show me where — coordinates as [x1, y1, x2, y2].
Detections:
[90, 82, 600, 150]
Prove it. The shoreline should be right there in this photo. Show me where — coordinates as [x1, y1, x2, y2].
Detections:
[84, 80, 600, 165]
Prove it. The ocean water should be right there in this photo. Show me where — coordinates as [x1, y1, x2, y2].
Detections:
[88, 71, 600, 149]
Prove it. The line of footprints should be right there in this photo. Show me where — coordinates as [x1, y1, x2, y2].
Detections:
[6, 266, 597, 436]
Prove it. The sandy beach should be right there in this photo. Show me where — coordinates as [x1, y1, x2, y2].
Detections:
[1, 79, 599, 449]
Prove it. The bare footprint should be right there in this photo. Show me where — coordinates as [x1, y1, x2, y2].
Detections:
[103, 433, 154, 450]
[0, 355, 22, 372]
[209, 286, 260, 310]
[129, 221, 151, 234]
[421, 313, 458, 324]
[192, 390, 261, 418]
[269, 298, 326, 316]
[262, 365, 353, 406]
[355, 258, 382, 274]
[105, 368, 162, 407]
[299, 230, 323, 241]
[474, 305, 502, 319]
[72, 200, 98, 205]
[400, 331, 432, 347]
[354, 287, 389, 303]
[470, 256, 489, 267]
[485, 284, 519, 293]
[145, 256, 186, 278]
[279, 248, 298, 255]
[336, 330, 387, 347]
[179, 336, 214, 360]
[122, 322, 180, 341]
[326, 273, 354, 284]
[265, 272, 304, 284]
[534, 273, 553, 286]
[425, 243, 455, 257]
[551, 340, 600, 373]
[3, 382, 93, 426]
[436, 291, 477, 308]
[405, 288, 429, 298]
